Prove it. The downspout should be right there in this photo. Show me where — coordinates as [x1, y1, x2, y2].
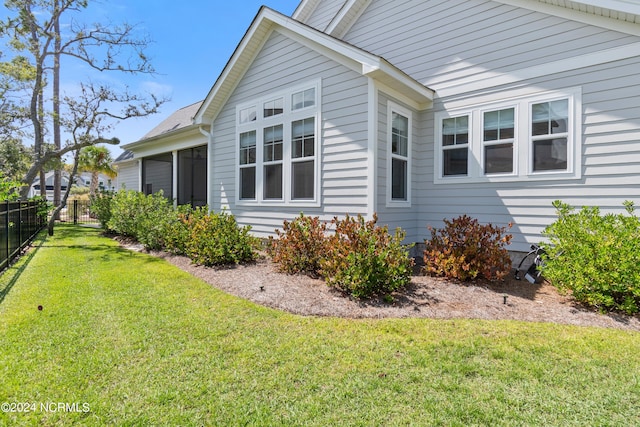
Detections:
[367, 77, 378, 220]
[198, 125, 213, 210]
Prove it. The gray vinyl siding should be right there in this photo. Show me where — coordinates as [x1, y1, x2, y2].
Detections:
[304, 0, 346, 31]
[341, 0, 640, 251]
[114, 162, 139, 192]
[210, 30, 369, 236]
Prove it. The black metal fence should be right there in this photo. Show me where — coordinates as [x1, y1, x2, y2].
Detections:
[56, 199, 99, 225]
[1, 200, 47, 272]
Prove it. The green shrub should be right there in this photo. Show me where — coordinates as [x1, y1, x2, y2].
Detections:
[107, 190, 174, 250]
[320, 214, 414, 299]
[542, 200, 640, 314]
[90, 191, 115, 230]
[184, 210, 258, 266]
[423, 215, 512, 281]
[267, 213, 328, 276]
[163, 205, 207, 256]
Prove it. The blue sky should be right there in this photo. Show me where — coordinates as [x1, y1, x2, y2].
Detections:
[89, 0, 301, 157]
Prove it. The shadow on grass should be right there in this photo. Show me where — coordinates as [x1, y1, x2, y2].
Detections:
[0, 230, 48, 306]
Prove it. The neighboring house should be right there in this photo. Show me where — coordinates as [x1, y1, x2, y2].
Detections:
[118, 0, 640, 253]
[29, 171, 115, 201]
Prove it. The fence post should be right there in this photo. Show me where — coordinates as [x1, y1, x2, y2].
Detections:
[3, 201, 8, 269]
[73, 199, 78, 225]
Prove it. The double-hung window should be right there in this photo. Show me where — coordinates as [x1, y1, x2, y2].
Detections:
[387, 102, 412, 206]
[435, 87, 581, 183]
[442, 115, 469, 176]
[236, 81, 320, 205]
[482, 107, 515, 174]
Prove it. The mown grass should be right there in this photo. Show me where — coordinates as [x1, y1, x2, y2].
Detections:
[0, 225, 639, 426]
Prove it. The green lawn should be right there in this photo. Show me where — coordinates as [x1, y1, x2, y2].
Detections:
[0, 225, 639, 426]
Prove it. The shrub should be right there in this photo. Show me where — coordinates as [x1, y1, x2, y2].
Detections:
[320, 214, 414, 299]
[423, 215, 512, 281]
[184, 210, 258, 266]
[90, 191, 115, 230]
[542, 200, 640, 314]
[163, 205, 207, 256]
[107, 190, 174, 250]
[267, 213, 328, 276]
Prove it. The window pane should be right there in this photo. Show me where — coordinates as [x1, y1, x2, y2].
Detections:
[442, 116, 468, 146]
[264, 163, 283, 199]
[532, 99, 568, 136]
[292, 88, 315, 110]
[292, 160, 314, 199]
[264, 125, 283, 162]
[264, 98, 283, 118]
[392, 112, 409, 157]
[240, 167, 256, 199]
[443, 147, 468, 176]
[484, 143, 513, 174]
[292, 117, 315, 158]
[239, 106, 256, 124]
[239, 131, 256, 165]
[484, 108, 514, 141]
[533, 138, 568, 171]
[392, 158, 407, 200]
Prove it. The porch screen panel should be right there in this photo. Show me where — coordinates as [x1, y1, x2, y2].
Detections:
[178, 146, 207, 207]
[142, 153, 173, 199]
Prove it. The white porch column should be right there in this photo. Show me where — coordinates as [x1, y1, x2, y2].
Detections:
[172, 150, 178, 207]
[137, 159, 143, 192]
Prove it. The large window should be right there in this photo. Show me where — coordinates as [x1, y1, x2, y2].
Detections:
[387, 102, 412, 206]
[435, 88, 581, 183]
[236, 81, 320, 205]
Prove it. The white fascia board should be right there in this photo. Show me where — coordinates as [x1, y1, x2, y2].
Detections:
[292, 0, 320, 22]
[576, 0, 640, 16]
[363, 61, 434, 110]
[495, 0, 640, 36]
[195, 7, 434, 124]
[326, 0, 372, 38]
[121, 126, 204, 155]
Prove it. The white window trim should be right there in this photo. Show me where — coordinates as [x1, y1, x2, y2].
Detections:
[235, 79, 322, 207]
[386, 101, 412, 207]
[434, 87, 582, 184]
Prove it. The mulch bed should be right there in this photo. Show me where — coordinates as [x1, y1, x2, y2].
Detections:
[125, 241, 640, 331]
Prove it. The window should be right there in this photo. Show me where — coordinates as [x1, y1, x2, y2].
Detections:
[239, 130, 256, 200]
[263, 125, 283, 200]
[435, 88, 581, 183]
[531, 99, 568, 172]
[239, 106, 256, 124]
[263, 98, 283, 118]
[483, 107, 514, 174]
[442, 116, 469, 176]
[291, 117, 315, 200]
[292, 88, 315, 110]
[387, 103, 412, 205]
[236, 81, 320, 205]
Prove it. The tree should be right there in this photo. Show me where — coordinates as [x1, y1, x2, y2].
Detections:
[0, 0, 166, 200]
[0, 138, 31, 181]
[78, 145, 116, 197]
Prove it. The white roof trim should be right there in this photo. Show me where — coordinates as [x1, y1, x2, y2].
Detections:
[292, 0, 321, 22]
[574, 0, 640, 16]
[194, 7, 433, 124]
[495, 0, 640, 35]
[325, 0, 372, 38]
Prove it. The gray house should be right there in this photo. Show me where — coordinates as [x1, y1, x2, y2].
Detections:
[117, 0, 640, 252]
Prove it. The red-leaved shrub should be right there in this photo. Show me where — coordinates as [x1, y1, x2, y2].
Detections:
[424, 215, 512, 281]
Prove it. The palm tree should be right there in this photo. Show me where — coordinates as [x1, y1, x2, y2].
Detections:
[78, 146, 117, 197]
